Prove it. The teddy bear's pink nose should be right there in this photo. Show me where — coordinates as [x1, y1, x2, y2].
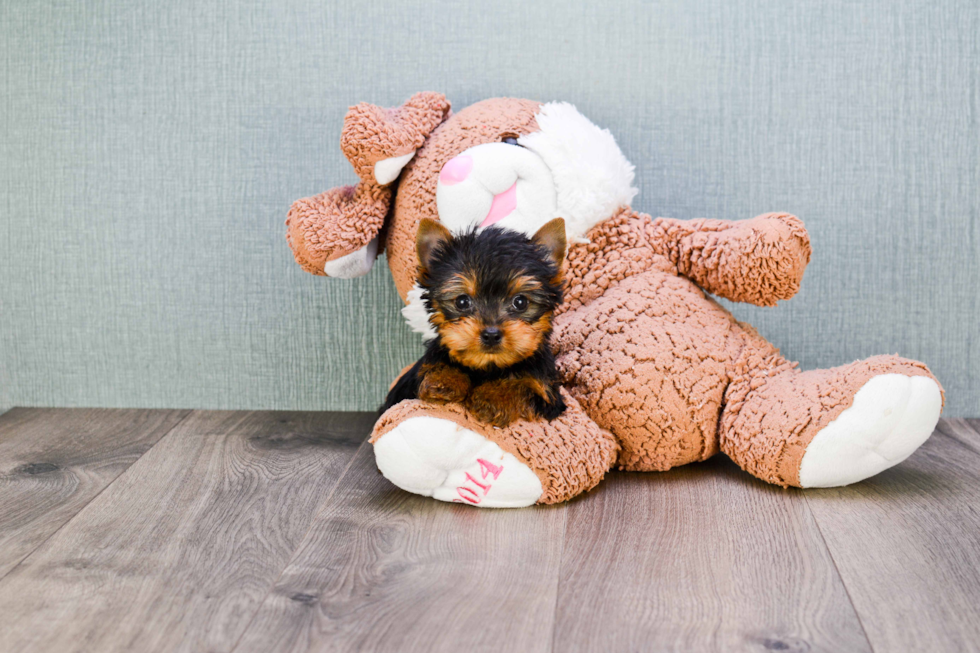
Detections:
[439, 155, 473, 186]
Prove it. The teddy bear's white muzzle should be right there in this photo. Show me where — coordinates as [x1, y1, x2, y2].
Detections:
[435, 142, 558, 238]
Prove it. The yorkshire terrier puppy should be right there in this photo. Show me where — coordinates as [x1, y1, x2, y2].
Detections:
[382, 217, 567, 427]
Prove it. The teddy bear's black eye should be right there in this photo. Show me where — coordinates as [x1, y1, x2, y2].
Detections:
[502, 136, 521, 146]
[512, 295, 529, 312]
[454, 295, 472, 311]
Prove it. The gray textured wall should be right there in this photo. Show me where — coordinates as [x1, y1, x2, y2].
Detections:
[1, 0, 978, 416]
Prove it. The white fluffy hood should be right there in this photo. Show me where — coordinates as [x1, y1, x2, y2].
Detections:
[518, 102, 638, 240]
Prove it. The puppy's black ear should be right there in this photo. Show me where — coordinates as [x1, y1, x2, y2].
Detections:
[531, 218, 566, 269]
[416, 218, 453, 270]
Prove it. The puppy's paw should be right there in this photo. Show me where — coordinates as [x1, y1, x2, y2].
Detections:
[466, 380, 533, 428]
[536, 388, 567, 421]
[467, 402, 517, 428]
[418, 364, 471, 404]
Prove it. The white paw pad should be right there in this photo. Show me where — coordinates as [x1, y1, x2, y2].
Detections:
[799, 374, 942, 488]
[373, 416, 543, 508]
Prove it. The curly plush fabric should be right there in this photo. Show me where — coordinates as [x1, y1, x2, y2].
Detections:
[340, 92, 451, 181]
[287, 94, 944, 501]
[371, 388, 619, 504]
[720, 354, 942, 486]
[285, 182, 391, 275]
[556, 208, 674, 317]
[649, 213, 811, 307]
[555, 212, 737, 470]
[286, 93, 450, 275]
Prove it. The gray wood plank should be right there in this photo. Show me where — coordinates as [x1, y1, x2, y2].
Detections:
[233, 444, 567, 653]
[554, 457, 870, 653]
[0, 407, 190, 578]
[0, 410, 369, 653]
[944, 417, 980, 454]
[805, 420, 980, 653]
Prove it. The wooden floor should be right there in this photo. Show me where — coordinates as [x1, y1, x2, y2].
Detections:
[0, 409, 978, 653]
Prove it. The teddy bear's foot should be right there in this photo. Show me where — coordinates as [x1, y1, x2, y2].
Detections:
[720, 354, 943, 488]
[370, 389, 619, 507]
[798, 373, 942, 488]
[373, 415, 544, 507]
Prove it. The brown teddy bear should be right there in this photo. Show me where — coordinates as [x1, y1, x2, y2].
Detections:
[287, 92, 944, 507]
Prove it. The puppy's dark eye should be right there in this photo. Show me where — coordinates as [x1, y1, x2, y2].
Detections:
[454, 295, 472, 311]
[502, 136, 521, 146]
[512, 295, 529, 312]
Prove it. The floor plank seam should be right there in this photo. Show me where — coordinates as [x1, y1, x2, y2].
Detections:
[802, 493, 877, 653]
[226, 436, 373, 653]
[546, 506, 569, 653]
[0, 409, 195, 584]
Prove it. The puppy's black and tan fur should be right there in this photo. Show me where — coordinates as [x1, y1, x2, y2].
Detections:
[382, 218, 567, 427]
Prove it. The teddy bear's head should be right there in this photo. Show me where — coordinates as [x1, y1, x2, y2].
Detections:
[286, 93, 638, 317]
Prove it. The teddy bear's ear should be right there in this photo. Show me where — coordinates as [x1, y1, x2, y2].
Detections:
[285, 93, 450, 278]
[341, 92, 451, 185]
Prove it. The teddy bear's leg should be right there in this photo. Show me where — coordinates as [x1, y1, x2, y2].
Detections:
[370, 389, 619, 507]
[720, 351, 943, 488]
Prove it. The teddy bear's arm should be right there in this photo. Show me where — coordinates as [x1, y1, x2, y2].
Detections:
[648, 212, 811, 307]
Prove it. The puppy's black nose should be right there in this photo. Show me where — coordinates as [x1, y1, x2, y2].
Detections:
[480, 327, 503, 347]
